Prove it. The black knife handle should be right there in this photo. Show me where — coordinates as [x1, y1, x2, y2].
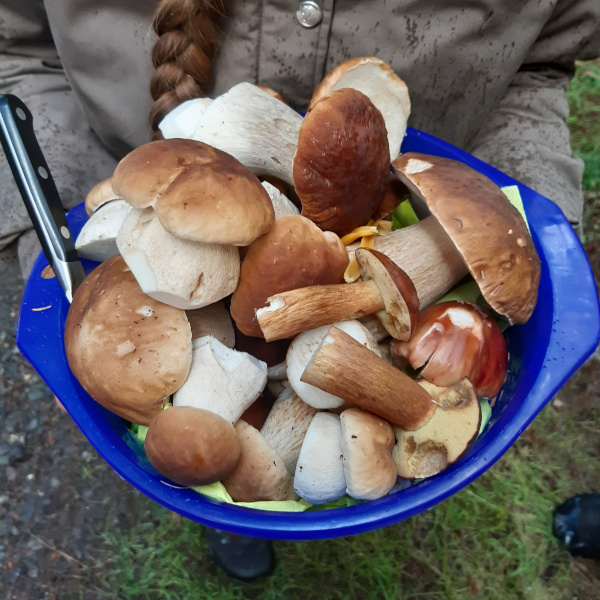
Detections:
[0, 94, 79, 265]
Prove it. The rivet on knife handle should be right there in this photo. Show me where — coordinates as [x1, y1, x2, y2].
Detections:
[0, 94, 85, 302]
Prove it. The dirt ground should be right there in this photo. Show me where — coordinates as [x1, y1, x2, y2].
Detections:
[1, 198, 599, 599]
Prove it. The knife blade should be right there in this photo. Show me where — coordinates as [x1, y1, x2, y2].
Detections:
[0, 94, 85, 302]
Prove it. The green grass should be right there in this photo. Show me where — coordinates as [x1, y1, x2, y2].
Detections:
[87, 62, 600, 599]
[568, 60, 600, 193]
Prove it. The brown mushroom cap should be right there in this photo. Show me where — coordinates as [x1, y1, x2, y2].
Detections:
[145, 407, 241, 487]
[356, 247, 419, 341]
[64, 255, 192, 425]
[229, 215, 349, 337]
[293, 88, 390, 237]
[85, 177, 120, 216]
[392, 153, 541, 324]
[112, 139, 275, 246]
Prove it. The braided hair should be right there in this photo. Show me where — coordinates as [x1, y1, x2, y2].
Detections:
[149, 0, 225, 138]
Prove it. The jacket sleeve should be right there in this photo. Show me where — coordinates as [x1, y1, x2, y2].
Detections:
[468, 0, 600, 230]
[0, 1, 118, 278]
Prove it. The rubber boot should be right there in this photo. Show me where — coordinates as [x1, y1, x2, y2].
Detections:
[205, 528, 275, 582]
[553, 493, 600, 560]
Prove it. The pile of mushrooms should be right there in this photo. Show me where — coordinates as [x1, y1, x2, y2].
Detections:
[64, 56, 541, 507]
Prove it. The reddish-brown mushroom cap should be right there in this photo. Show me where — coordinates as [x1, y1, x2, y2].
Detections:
[230, 215, 349, 337]
[392, 153, 540, 324]
[64, 255, 192, 425]
[356, 248, 419, 341]
[112, 139, 274, 246]
[85, 177, 120, 216]
[294, 88, 390, 237]
[391, 301, 508, 398]
[145, 407, 241, 487]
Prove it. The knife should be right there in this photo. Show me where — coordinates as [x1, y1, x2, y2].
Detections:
[0, 94, 85, 302]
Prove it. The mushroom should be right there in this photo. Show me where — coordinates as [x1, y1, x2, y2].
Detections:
[309, 57, 411, 160]
[221, 420, 297, 502]
[349, 153, 540, 323]
[144, 406, 241, 487]
[158, 97, 213, 139]
[390, 301, 508, 398]
[257, 86, 288, 104]
[192, 83, 390, 236]
[229, 214, 349, 337]
[173, 336, 267, 425]
[186, 301, 235, 348]
[340, 408, 397, 501]
[75, 199, 133, 262]
[85, 177, 120, 216]
[294, 412, 346, 505]
[256, 248, 419, 342]
[392, 378, 482, 479]
[301, 325, 437, 429]
[112, 138, 275, 247]
[116, 207, 240, 310]
[286, 320, 381, 410]
[260, 385, 318, 475]
[64, 255, 192, 425]
[261, 181, 300, 220]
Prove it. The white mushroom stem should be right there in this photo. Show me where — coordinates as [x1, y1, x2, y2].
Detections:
[301, 325, 437, 430]
[159, 97, 213, 139]
[294, 412, 346, 505]
[75, 199, 132, 262]
[260, 386, 318, 475]
[347, 217, 468, 308]
[116, 208, 240, 310]
[261, 181, 300, 220]
[267, 362, 288, 381]
[192, 83, 302, 185]
[173, 335, 267, 424]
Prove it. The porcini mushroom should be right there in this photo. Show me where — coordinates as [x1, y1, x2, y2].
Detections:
[301, 325, 437, 429]
[112, 138, 275, 247]
[64, 255, 192, 425]
[75, 199, 132, 262]
[309, 57, 411, 160]
[261, 181, 300, 220]
[85, 177, 120, 216]
[294, 412, 346, 505]
[173, 336, 268, 425]
[260, 385, 318, 475]
[159, 97, 213, 139]
[192, 83, 390, 236]
[346, 153, 541, 323]
[287, 320, 381, 410]
[117, 208, 240, 310]
[340, 408, 397, 501]
[229, 214, 349, 337]
[145, 406, 240, 487]
[256, 248, 419, 341]
[392, 378, 482, 479]
[221, 420, 297, 502]
[390, 301, 508, 398]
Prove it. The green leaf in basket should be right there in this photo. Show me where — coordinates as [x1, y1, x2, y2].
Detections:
[391, 199, 419, 230]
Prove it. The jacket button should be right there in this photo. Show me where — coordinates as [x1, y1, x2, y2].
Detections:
[296, 1, 323, 28]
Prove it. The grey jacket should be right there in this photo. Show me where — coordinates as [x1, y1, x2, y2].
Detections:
[1, 0, 599, 276]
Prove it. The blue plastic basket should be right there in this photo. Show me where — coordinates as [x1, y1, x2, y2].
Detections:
[16, 128, 600, 540]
